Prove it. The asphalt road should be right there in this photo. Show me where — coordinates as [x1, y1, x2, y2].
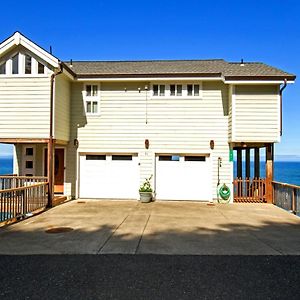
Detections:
[0, 255, 299, 300]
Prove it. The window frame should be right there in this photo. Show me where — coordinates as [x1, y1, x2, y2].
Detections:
[151, 83, 202, 98]
[0, 51, 48, 77]
[83, 83, 101, 116]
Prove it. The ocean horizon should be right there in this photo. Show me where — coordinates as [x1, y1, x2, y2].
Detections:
[1, 155, 300, 186]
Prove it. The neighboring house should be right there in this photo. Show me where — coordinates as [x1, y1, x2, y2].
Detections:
[0, 32, 296, 203]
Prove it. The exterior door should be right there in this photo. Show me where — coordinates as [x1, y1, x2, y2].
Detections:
[44, 148, 65, 194]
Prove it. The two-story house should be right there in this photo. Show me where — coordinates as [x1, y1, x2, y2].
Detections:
[0, 32, 295, 203]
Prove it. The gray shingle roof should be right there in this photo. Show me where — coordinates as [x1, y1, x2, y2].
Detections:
[63, 59, 295, 80]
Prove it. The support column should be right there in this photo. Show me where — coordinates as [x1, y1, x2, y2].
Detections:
[266, 143, 274, 204]
[254, 148, 260, 178]
[47, 138, 55, 207]
[245, 148, 250, 178]
[237, 148, 242, 178]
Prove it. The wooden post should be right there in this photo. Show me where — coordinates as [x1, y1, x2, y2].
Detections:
[47, 138, 54, 207]
[237, 148, 242, 178]
[254, 148, 260, 178]
[245, 148, 250, 178]
[265, 143, 274, 204]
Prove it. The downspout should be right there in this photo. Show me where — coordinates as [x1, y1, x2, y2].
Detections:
[279, 79, 287, 136]
[47, 64, 63, 207]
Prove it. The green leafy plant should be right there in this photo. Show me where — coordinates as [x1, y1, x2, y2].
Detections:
[139, 175, 153, 192]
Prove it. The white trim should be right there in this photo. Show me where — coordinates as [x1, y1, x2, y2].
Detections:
[224, 80, 294, 84]
[231, 85, 236, 141]
[0, 32, 59, 68]
[77, 77, 222, 82]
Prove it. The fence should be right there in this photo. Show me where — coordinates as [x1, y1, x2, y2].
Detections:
[0, 179, 48, 223]
[0, 176, 47, 190]
[272, 181, 300, 215]
[233, 177, 266, 203]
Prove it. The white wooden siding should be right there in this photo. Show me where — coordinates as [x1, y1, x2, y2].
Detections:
[233, 85, 280, 142]
[54, 74, 71, 141]
[0, 77, 51, 138]
[68, 81, 233, 199]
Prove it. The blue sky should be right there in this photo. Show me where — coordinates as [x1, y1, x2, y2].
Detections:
[0, 0, 299, 157]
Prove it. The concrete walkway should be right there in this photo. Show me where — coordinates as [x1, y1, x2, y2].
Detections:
[0, 200, 299, 255]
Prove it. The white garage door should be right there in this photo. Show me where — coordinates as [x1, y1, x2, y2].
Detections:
[155, 154, 212, 201]
[79, 154, 139, 199]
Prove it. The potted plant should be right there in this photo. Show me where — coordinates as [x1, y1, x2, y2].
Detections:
[139, 175, 153, 203]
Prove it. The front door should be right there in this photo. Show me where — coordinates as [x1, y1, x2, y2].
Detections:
[44, 149, 65, 194]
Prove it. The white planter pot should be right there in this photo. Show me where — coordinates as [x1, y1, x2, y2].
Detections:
[139, 192, 152, 203]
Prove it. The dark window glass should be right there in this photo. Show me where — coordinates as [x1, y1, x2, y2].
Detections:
[0, 62, 5, 74]
[92, 85, 98, 96]
[170, 85, 175, 96]
[112, 155, 132, 161]
[86, 155, 106, 160]
[159, 85, 165, 96]
[159, 155, 180, 161]
[86, 101, 92, 113]
[25, 174, 33, 177]
[25, 148, 34, 156]
[26, 161, 33, 168]
[38, 62, 45, 74]
[185, 156, 206, 161]
[177, 85, 182, 96]
[25, 54, 32, 74]
[12, 54, 19, 74]
[187, 84, 193, 96]
[153, 85, 158, 96]
[86, 85, 92, 96]
[194, 84, 200, 96]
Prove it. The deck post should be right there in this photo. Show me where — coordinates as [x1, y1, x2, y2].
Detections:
[254, 148, 260, 178]
[47, 138, 54, 207]
[237, 148, 242, 178]
[266, 143, 274, 204]
[245, 148, 250, 178]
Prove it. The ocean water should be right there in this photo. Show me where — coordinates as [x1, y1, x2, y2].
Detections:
[0, 156, 13, 175]
[0, 156, 300, 186]
[233, 161, 300, 186]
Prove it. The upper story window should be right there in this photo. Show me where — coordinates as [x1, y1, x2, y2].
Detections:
[12, 54, 19, 74]
[187, 84, 200, 96]
[170, 84, 182, 96]
[0, 62, 5, 74]
[38, 62, 45, 74]
[86, 84, 98, 97]
[152, 83, 201, 97]
[0, 52, 47, 76]
[25, 54, 32, 74]
[84, 84, 100, 115]
[153, 84, 165, 96]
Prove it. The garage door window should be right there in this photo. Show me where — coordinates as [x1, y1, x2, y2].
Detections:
[86, 155, 106, 160]
[184, 156, 206, 161]
[158, 155, 180, 161]
[112, 155, 132, 161]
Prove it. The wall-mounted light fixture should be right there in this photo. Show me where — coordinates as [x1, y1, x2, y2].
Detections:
[124, 87, 127, 92]
[145, 85, 148, 91]
[138, 87, 141, 93]
[145, 139, 149, 149]
[210, 140, 214, 150]
[74, 139, 79, 148]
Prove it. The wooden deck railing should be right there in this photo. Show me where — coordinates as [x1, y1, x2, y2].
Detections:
[272, 181, 300, 215]
[0, 176, 47, 190]
[0, 181, 49, 223]
[233, 177, 266, 203]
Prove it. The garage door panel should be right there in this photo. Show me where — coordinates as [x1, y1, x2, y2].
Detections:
[156, 155, 212, 201]
[79, 154, 139, 199]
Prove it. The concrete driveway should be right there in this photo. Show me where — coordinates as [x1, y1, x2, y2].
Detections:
[0, 200, 299, 255]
